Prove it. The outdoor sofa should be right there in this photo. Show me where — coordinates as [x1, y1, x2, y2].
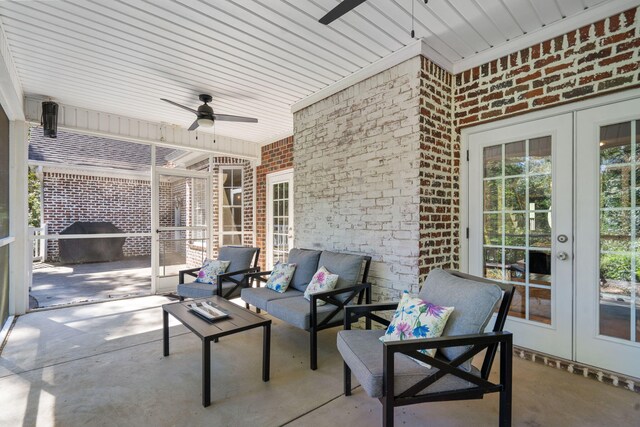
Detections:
[241, 248, 372, 370]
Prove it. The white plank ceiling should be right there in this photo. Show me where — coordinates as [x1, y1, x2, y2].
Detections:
[0, 0, 632, 144]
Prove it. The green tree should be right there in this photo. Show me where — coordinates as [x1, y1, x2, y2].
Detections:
[28, 167, 41, 227]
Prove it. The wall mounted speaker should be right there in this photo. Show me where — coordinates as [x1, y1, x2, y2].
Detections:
[41, 101, 58, 138]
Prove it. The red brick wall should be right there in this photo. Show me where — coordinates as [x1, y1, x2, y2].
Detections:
[419, 58, 456, 282]
[417, 6, 640, 280]
[43, 173, 158, 260]
[455, 7, 640, 126]
[256, 136, 294, 269]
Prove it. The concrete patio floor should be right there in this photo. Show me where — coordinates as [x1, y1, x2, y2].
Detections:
[30, 257, 153, 308]
[0, 296, 638, 426]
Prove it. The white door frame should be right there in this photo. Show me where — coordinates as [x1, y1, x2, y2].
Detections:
[467, 114, 574, 358]
[461, 88, 640, 367]
[266, 168, 294, 269]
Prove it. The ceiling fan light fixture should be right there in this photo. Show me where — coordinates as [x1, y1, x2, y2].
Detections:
[197, 117, 214, 128]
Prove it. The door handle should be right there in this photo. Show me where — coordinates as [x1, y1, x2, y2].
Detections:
[556, 252, 569, 261]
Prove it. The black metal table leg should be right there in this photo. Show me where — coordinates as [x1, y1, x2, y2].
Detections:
[262, 323, 271, 382]
[163, 309, 169, 357]
[203, 337, 211, 407]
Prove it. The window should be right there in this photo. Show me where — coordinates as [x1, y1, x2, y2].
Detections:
[220, 168, 243, 246]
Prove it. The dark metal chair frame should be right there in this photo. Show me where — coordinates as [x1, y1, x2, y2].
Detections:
[342, 271, 515, 427]
[178, 247, 261, 300]
[247, 254, 373, 370]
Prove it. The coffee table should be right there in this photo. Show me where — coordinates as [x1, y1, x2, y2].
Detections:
[162, 296, 271, 407]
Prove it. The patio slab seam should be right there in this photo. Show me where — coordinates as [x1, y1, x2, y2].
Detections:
[281, 385, 362, 426]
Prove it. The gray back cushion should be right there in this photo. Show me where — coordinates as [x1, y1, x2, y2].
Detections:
[217, 246, 257, 281]
[418, 269, 503, 371]
[318, 251, 365, 303]
[288, 248, 322, 292]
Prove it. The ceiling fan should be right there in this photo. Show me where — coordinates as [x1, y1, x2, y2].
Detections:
[161, 94, 258, 131]
[319, 0, 428, 25]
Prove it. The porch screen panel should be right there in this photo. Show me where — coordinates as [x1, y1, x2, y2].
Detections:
[158, 175, 208, 275]
[598, 120, 639, 342]
[482, 137, 552, 324]
[0, 104, 8, 238]
[0, 103, 9, 326]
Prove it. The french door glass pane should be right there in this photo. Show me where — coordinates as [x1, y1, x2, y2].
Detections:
[272, 182, 290, 263]
[599, 120, 639, 342]
[482, 136, 552, 324]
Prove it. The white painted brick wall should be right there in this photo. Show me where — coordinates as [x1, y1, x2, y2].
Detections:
[293, 57, 422, 301]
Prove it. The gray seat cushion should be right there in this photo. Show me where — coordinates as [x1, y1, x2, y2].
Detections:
[241, 287, 302, 311]
[318, 251, 365, 302]
[337, 329, 479, 398]
[218, 246, 258, 281]
[418, 269, 503, 371]
[288, 248, 322, 292]
[177, 280, 241, 299]
[177, 281, 215, 298]
[266, 296, 344, 330]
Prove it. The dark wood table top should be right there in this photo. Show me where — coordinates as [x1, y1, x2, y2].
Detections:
[163, 296, 270, 340]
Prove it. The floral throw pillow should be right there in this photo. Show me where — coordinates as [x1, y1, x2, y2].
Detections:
[304, 266, 339, 306]
[265, 262, 297, 293]
[195, 259, 231, 284]
[379, 291, 454, 368]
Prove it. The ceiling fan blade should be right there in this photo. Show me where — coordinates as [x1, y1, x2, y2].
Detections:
[161, 98, 198, 114]
[212, 114, 258, 123]
[188, 120, 199, 131]
[319, 0, 368, 24]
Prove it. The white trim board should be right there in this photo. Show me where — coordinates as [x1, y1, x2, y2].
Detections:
[0, 20, 23, 121]
[0, 236, 14, 247]
[30, 161, 152, 181]
[23, 97, 260, 160]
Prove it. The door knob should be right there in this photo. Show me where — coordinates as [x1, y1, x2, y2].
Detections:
[556, 252, 569, 261]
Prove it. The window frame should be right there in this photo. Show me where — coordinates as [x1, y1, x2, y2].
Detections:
[218, 166, 244, 247]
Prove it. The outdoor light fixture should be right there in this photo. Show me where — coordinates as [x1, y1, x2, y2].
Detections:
[41, 101, 59, 138]
[196, 117, 214, 128]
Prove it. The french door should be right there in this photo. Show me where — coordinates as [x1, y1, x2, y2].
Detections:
[576, 98, 640, 378]
[266, 169, 294, 269]
[468, 114, 573, 359]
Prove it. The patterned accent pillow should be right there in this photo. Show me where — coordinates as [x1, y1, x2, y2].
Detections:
[304, 266, 339, 306]
[379, 291, 454, 368]
[195, 259, 231, 284]
[265, 262, 297, 293]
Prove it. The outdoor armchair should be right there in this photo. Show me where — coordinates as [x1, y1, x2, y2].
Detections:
[338, 269, 515, 427]
[177, 246, 260, 300]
